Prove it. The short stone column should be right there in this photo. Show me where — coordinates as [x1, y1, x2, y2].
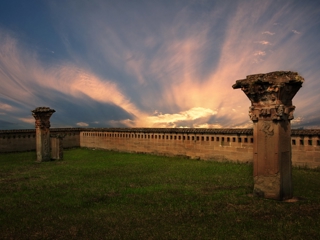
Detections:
[51, 134, 65, 160]
[233, 71, 304, 200]
[31, 107, 56, 162]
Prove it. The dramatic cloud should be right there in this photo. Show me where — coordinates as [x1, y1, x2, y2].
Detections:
[1, 0, 320, 129]
[0, 31, 145, 127]
[145, 107, 217, 128]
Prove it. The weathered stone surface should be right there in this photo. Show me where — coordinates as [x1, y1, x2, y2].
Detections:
[233, 71, 304, 122]
[253, 174, 280, 199]
[2, 127, 320, 168]
[51, 134, 65, 160]
[32, 107, 55, 162]
[233, 71, 304, 200]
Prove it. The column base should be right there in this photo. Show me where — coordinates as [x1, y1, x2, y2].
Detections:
[253, 174, 280, 200]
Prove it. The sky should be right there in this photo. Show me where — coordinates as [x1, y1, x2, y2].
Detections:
[1, 0, 320, 130]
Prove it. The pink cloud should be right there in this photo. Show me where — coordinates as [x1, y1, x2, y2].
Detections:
[254, 51, 266, 56]
[262, 31, 275, 35]
[0, 30, 146, 124]
[255, 41, 271, 45]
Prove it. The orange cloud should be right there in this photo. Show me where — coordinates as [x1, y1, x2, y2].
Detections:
[0, 32, 145, 123]
[146, 107, 217, 127]
[1, 0, 316, 129]
[255, 41, 271, 45]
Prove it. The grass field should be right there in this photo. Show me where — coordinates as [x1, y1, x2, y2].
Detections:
[1, 148, 320, 239]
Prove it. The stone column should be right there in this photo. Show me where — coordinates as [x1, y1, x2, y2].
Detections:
[51, 134, 65, 160]
[232, 71, 304, 200]
[32, 107, 56, 162]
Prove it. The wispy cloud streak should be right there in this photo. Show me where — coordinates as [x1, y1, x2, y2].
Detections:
[1, 0, 320, 129]
[0, 30, 145, 127]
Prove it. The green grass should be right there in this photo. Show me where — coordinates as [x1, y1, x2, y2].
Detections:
[0, 148, 320, 239]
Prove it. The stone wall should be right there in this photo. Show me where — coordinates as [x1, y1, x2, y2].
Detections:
[1, 127, 320, 168]
[80, 128, 320, 168]
[0, 128, 81, 153]
[291, 129, 320, 168]
[80, 128, 253, 163]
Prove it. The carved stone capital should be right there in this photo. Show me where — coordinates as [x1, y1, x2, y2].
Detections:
[233, 71, 303, 122]
[248, 105, 296, 122]
[31, 107, 55, 129]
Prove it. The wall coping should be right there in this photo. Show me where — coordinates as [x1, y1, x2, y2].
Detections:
[1, 128, 319, 136]
[81, 128, 253, 134]
[0, 128, 83, 133]
[79, 128, 320, 136]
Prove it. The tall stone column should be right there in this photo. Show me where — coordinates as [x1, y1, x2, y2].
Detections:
[232, 71, 304, 200]
[32, 107, 56, 162]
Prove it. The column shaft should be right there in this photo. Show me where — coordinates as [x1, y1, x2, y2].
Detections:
[233, 71, 304, 200]
[32, 107, 55, 162]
